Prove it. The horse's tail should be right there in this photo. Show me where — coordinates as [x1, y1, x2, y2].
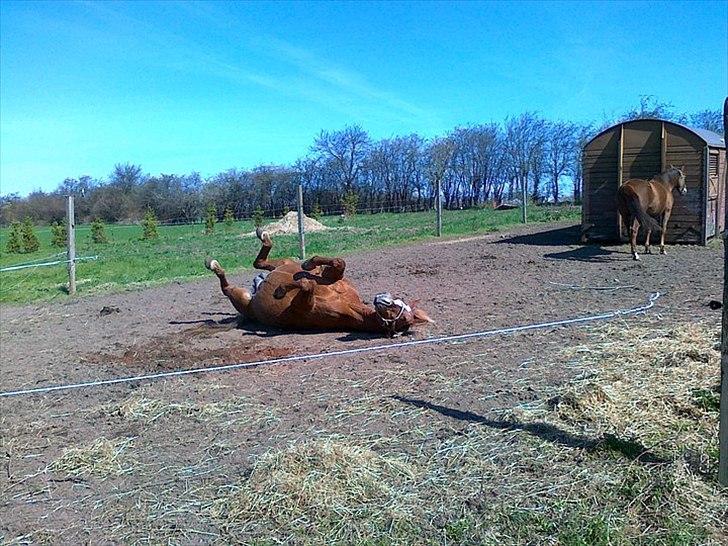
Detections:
[617, 185, 662, 232]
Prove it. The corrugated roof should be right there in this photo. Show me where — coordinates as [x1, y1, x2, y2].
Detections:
[585, 118, 726, 149]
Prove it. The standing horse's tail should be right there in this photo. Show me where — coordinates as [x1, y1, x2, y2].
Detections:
[617, 185, 662, 232]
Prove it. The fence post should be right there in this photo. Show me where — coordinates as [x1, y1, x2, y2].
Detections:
[66, 195, 76, 295]
[719, 96, 728, 486]
[521, 176, 528, 223]
[436, 177, 442, 237]
[297, 184, 306, 260]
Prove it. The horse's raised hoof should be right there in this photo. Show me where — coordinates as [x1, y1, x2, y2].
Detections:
[204, 257, 221, 272]
[255, 228, 272, 245]
[301, 259, 314, 271]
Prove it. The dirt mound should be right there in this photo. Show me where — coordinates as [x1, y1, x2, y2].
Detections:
[244, 211, 330, 237]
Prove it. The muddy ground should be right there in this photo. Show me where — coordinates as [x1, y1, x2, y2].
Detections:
[0, 222, 724, 544]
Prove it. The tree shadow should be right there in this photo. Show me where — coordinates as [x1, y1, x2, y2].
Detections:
[392, 396, 668, 464]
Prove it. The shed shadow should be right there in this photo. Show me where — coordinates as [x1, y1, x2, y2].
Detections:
[392, 396, 668, 464]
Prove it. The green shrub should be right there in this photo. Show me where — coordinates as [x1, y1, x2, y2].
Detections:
[91, 218, 109, 244]
[205, 204, 217, 235]
[253, 206, 265, 228]
[5, 221, 23, 253]
[311, 201, 322, 220]
[51, 221, 67, 248]
[141, 208, 159, 240]
[340, 191, 359, 217]
[21, 217, 40, 253]
[223, 206, 235, 230]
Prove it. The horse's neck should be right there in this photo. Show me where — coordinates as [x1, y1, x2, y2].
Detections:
[353, 303, 387, 333]
[654, 172, 676, 190]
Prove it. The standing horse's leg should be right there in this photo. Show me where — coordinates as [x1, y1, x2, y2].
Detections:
[644, 228, 652, 254]
[253, 229, 295, 271]
[660, 208, 672, 255]
[630, 218, 640, 260]
[205, 258, 251, 315]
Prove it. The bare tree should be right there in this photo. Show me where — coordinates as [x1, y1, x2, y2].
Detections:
[312, 125, 371, 194]
[544, 121, 577, 203]
[504, 113, 547, 206]
[426, 136, 456, 209]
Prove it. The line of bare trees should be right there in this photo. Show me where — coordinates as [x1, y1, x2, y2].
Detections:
[1, 100, 722, 226]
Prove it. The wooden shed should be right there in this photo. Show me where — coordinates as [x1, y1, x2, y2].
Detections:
[581, 118, 726, 245]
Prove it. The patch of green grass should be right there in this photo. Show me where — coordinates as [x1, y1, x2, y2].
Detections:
[691, 388, 720, 412]
[0, 205, 579, 304]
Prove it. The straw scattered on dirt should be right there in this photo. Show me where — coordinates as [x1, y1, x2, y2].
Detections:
[48, 437, 136, 480]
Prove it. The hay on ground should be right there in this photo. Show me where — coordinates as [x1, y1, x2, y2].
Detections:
[243, 211, 330, 237]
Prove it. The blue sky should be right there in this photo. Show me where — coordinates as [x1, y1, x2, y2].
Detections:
[1, 0, 726, 196]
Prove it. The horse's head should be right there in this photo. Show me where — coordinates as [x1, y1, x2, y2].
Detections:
[373, 293, 434, 337]
[669, 165, 687, 195]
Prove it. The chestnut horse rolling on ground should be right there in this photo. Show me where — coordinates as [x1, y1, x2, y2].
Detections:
[205, 229, 434, 337]
[616, 166, 687, 261]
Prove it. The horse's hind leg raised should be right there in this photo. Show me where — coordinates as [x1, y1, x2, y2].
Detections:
[205, 258, 251, 315]
[301, 256, 346, 281]
[253, 229, 295, 271]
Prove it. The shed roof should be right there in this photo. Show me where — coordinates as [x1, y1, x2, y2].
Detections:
[586, 118, 725, 149]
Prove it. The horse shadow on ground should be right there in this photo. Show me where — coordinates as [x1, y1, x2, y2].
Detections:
[392, 396, 668, 465]
[495, 225, 625, 263]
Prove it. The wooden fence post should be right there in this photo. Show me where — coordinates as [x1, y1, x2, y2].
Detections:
[436, 177, 442, 237]
[297, 184, 306, 260]
[66, 195, 76, 295]
[521, 175, 528, 224]
[718, 96, 728, 486]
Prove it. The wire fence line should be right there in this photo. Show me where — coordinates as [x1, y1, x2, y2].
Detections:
[0, 292, 660, 399]
[0, 255, 99, 273]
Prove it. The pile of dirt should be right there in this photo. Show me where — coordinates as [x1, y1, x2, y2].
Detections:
[245, 211, 330, 237]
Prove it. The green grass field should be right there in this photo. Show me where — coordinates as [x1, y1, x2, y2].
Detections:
[0, 205, 579, 305]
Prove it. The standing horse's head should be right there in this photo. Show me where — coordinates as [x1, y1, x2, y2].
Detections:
[668, 165, 687, 195]
[373, 293, 434, 337]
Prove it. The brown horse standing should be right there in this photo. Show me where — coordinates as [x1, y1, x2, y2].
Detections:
[205, 229, 434, 337]
[616, 166, 687, 260]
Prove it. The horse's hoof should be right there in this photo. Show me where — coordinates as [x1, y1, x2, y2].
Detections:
[645, 247, 652, 254]
[204, 257, 220, 271]
[660, 248, 667, 255]
[633, 254, 640, 261]
[301, 259, 314, 271]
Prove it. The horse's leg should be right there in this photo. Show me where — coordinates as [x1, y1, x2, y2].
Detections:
[205, 258, 251, 315]
[660, 208, 672, 255]
[253, 229, 295, 271]
[272, 277, 316, 309]
[644, 228, 652, 254]
[301, 256, 346, 281]
[630, 218, 640, 260]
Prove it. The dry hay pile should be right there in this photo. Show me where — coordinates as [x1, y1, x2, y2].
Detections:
[210, 439, 419, 541]
[244, 211, 330, 237]
[48, 437, 136, 480]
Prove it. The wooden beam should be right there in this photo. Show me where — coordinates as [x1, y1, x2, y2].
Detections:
[719, 96, 728, 486]
[617, 124, 624, 240]
[660, 122, 667, 172]
[66, 195, 76, 296]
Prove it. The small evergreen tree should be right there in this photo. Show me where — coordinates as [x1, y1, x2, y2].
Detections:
[21, 217, 40, 253]
[91, 218, 109, 244]
[282, 205, 290, 217]
[141, 208, 159, 240]
[205, 203, 217, 234]
[5, 221, 23, 254]
[51, 221, 67, 248]
[252, 206, 265, 228]
[340, 191, 359, 218]
[311, 201, 322, 220]
[223, 206, 235, 230]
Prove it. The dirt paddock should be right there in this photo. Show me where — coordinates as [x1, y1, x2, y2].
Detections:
[1, 222, 725, 544]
